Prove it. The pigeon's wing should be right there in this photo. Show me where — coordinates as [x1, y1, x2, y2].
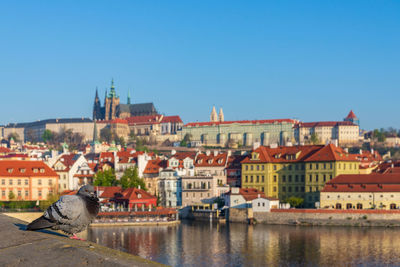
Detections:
[44, 195, 84, 224]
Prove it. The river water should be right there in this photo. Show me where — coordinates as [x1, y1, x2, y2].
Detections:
[87, 221, 400, 267]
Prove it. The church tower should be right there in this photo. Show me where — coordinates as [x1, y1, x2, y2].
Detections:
[210, 106, 218, 122]
[93, 88, 102, 120]
[218, 108, 224, 122]
[104, 79, 120, 120]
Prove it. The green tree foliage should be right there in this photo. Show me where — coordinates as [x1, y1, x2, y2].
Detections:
[93, 169, 118, 186]
[135, 138, 149, 152]
[100, 127, 113, 143]
[7, 133, 20, 143]
[373, 129, 386, 142]
[180, 133, 192, 147]
[42, 129, 54, 143]
[286, 196, 304, 208]
[8, 191, 15, 200]
[310, 133, 320, 145]
[119, 167, 147, 190]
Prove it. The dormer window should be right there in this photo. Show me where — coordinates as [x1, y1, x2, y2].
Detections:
[7, 168, 13, 173]
[251, 152, 259, 160]
[218, 159, 223, 164]
[208, 159, 213, 164]
[33, 168, 38, 173]
[40, 168, 45, 173]
[197, 159, 203, 164]
[20, 168, 26, 173]
[137, 193, 142, 199]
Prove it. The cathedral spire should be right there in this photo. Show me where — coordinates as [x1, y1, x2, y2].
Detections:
[218, 108, 224, 122]
[127, 90, 131, 104]
[210, 106, 218, 122]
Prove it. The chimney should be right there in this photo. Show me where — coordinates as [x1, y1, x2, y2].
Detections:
[253, 142, 260, 150]
[227, 150, 232, 157]
[206, 150, 210, 156]
[213, 150, 218, 156]
[344, 148, 349, 153]
[138, 185, 141, 190]
[359, 149, 362, 155]
[171, 149, 176, 155]
[257, 194, 260, 198]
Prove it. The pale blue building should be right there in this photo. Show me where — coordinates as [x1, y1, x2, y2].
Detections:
[158, 169, 182, 207]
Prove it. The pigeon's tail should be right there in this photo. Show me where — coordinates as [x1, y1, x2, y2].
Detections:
[27, 216, 56, 231]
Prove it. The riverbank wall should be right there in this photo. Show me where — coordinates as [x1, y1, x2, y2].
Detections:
[229, 208, 400, 227]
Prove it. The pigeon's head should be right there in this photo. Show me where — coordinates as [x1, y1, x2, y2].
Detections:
[77, 185, 97, 199]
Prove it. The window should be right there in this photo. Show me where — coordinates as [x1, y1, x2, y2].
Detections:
[245, 176, 248, 183]
[250, 176, 253, 183]
[323, 163, 326, 169]
[25, 191, 28, 197]
[250, 165, 253, 171]
[288, 175, 292, 182]
[1, 179, 4, 185]
[273, 186, 277, 192]
[261, 187, 264, 192]
[309, 164, 312, 170]
[323, 174, 326, 182]
[261, 176, 265, 183]
[301, 187, 305, 192]
[257, 165, 260, 171]
[282, 186, 286, 192]
[301, 175, 305, 182]
[25, 179, 28, 185]
[256, 176, 259, 183]
[282, 175, 286, 182]
[38, 179, 42, 185]
[40, 168, 45, 173]
[288, 165, 292, 171]
[330, 163, 333, 169]
[38, 190, 42, 197]
[17, 179, 21, 185]
[295, 175, 298, 182]
[2, 190, 5, 196]
[309, 175, 312, 182]
[288, 187, 292, 192]
[295, 186, 299, 192]
[273, 165, 277, 170]
[20, 168, 26, 173]
[261, 165, 264, 171]
[309, 187, 312, 192]
[316, 175, 319, 182]
[18, 190, 21, 197]
[316, 164, 319, 170]
[273, 175, 277, 182]
[9, 180, 12, 185]
[245, 165, 248, 171]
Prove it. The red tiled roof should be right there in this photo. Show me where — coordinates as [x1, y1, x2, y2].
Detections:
[195, 153, 228, 167]
[304, 144, 358, 162]
[185, 119, 296, 127]
[0, 160, 58, 177]
[241, 145, 324, 164]
[294, 121, 356, 128]
[161, 115, 183, 123]
[346, 110, 358, 119]
[229, 188, 266, 201]
[99, 186, 122, 198]
[115, 188, 156, 201]
[322, 173, 400, 192]
[126, 115, 162, 125]
[143, 159, 167, 174]
[0, 147, 11, 153]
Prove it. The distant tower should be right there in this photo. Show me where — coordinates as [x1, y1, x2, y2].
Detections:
[344, 110, 360, 126]
[127, 90, 131, 105]
[93, 87, 102, 120]
[218, 108, 224, 122]
[210, 106, 218, 122]
[93, 120, 98, 142]
[104, 79, 120, 120]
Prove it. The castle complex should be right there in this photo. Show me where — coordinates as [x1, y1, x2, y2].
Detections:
[93, 80, 158, 121]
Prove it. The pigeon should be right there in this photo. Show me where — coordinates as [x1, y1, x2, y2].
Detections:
[27, 184, 100, 240]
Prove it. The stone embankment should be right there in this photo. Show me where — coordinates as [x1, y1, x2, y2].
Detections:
[229, 208, 400, 227]
[0, 213, 165, 267]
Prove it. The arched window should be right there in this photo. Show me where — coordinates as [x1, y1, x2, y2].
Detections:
[336, 203, 342, 209]
[390, 203, 396, 210]
[346, 203, 353, 209]
[356, 203, 363, 209]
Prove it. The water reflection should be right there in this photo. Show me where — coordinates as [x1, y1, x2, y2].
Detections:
[87, 222, 400, 267]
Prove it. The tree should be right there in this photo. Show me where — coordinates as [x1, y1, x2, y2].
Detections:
[8, 191, 15, 200]
[39, 189, 60, 210]
[180, 133, 192, 147]
[119, 167, 147, 190]
[135, 138, 149, 152]
[7, 133, 20, 143]
[310, 133, 320, 145]
[93, 169, 118, 186]
[286, 196, 304, 208]
[100, 128, 113, 143]
[42, 129, 54, 143]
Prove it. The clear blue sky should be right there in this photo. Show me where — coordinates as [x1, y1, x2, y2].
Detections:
[0, 1, 399, 130]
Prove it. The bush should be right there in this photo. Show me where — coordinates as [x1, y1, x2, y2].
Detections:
[0, 201, 37, 210]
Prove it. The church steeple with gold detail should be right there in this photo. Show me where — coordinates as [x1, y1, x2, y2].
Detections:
[210, 106, 218, 122]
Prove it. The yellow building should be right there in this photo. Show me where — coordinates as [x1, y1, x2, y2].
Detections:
[320, 173, 400, 210]
[241, 144, 360, 208]
[0, 160, 58, 201]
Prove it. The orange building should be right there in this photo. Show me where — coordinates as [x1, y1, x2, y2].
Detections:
[0, 160, 58, 201]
